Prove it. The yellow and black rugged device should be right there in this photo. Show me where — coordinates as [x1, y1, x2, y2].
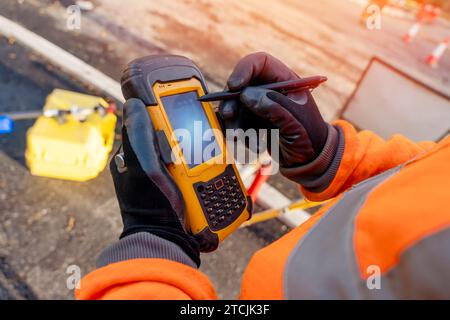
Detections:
[121, 55, 252, 252]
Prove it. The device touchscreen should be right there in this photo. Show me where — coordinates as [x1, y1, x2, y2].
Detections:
[161, 91, 220, 168]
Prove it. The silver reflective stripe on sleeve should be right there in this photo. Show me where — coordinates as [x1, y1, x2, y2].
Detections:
[284, 164, 450, 299]
[284, 166, 400, 299]
[383, 227, 450, 299]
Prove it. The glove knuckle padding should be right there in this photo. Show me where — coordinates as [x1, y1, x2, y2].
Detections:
[229, 52, 298, 89]
[228, 52, 266, 89]
[268, 91, 327, 155]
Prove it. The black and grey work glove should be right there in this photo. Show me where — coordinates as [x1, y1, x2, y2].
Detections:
[110, 98, 200, 266]
[218, 52, 338, 184]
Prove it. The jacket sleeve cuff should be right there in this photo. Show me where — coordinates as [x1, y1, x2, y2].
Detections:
[280, 123, 344, 193]
[97, 232, 197, 269]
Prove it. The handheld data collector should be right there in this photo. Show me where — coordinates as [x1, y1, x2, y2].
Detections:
[121, 55, 252, 252]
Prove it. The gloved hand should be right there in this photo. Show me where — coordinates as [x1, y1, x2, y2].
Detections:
[218, 52, 338, 183]
[110, 98, 200, 266]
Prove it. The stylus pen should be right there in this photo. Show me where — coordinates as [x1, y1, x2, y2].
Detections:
[198, 76, 327, 102]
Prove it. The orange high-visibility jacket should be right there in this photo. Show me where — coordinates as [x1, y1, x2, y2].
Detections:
[76, 120, 450, 299]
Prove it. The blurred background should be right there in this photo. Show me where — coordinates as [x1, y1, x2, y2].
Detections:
[0, 0, 449, 299]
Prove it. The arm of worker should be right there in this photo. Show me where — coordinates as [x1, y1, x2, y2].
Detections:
[75, 235, 216, 300]
[294, 119, 436, 202]
[218, 52, 436, 202]
[76, 98, 217, 300]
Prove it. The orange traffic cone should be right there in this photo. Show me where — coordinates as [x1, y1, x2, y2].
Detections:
[403, 22, 421, 43]
[425, 38, 449, 67]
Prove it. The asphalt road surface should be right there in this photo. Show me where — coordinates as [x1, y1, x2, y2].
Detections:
[0, 36, 118, 299]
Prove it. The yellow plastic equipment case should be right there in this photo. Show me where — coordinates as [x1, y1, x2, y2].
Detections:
[25, 89, 117, 181]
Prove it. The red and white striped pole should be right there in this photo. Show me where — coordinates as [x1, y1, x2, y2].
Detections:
[403, 22, 421, 43]
[247, 163, 272, 203]
[425, 38, 449, 67]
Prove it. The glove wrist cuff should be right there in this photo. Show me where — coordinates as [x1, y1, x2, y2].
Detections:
[97, 232, 197, 269]
[120, 226, 201, 267]
[280, 123, 340, 185]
